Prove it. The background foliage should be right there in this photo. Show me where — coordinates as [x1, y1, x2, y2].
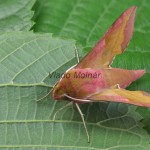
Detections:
[0, 0, 150, 149]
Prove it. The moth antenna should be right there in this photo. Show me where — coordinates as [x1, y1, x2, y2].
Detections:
[75, 103, 90, 143]
[74, 45, 80, 63]
[36, 71, 58, 102]
[52, 102, 73, 121]
[36, 88, 53, 102]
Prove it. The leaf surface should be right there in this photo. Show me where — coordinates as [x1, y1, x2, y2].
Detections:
[0, 0, 36, 32]
[33, 0, 150, 137]
[33, 0, 150, 49]
[0, 32, 76, 85]
[0, 32, 149, 149]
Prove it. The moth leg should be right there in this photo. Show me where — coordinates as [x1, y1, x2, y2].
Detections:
[116, 84, 120, 89]
[108, 65, 112, 69]
[111, 84, 120, 89]
[75, 103, 90, 143]
[52, 102, 73, 122]
[74, 45, 80, 63]
[64, 94, 92, 103]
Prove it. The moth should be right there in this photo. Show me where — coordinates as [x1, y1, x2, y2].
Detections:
[38, 6, 150, 142]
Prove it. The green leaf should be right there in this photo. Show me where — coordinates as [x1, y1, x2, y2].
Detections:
[0, 32, 149, 149]
[0, 32, 76, 85]
[32, 0, 150, 139]
[33, 0, 150, 49]
[0, 0, 36, 32]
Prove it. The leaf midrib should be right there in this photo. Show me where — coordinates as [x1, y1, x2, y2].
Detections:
[0, 144, 145, 150]
[0, 119, 142, 134]
[0, 145, 102, 150]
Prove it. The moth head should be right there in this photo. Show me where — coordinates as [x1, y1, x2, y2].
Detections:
[52, 81, 65, 100]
